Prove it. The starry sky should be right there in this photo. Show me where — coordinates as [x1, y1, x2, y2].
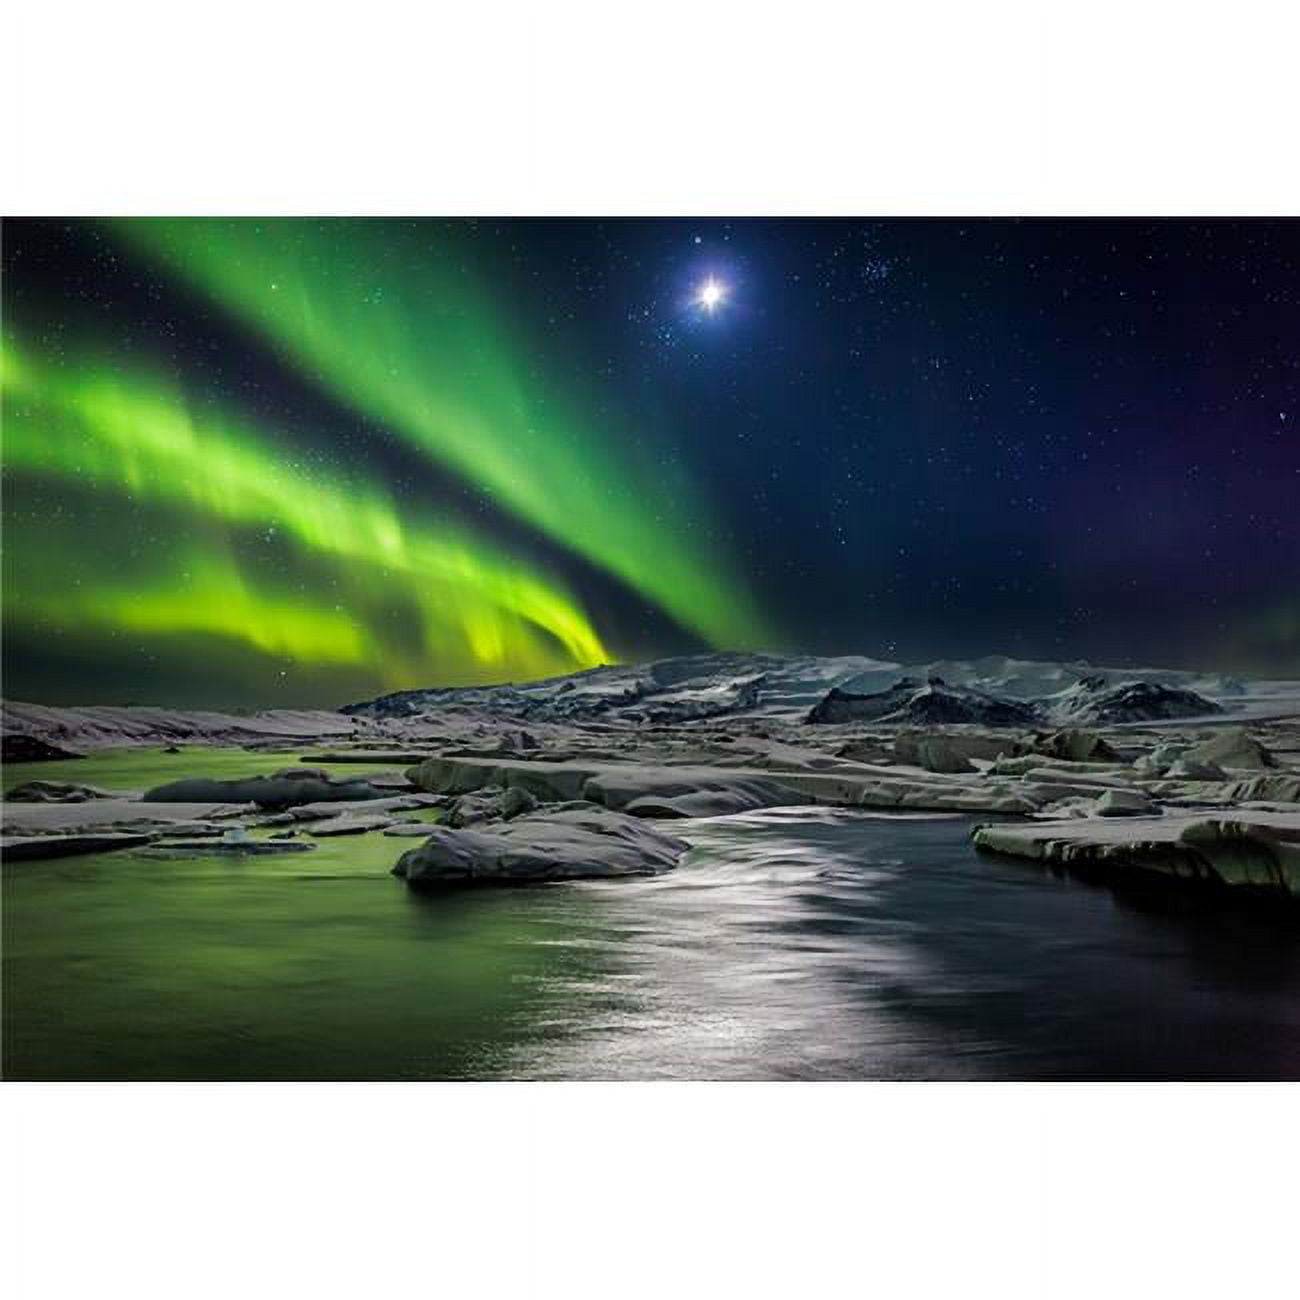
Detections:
[3, 218, 1297, 707]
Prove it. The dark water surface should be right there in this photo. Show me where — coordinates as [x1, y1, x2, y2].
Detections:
[5, 797, 1298, 1080]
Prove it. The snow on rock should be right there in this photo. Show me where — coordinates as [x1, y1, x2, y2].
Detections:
[305, 814, 398, 836]
[142, 768, 390, 809]
[1219, 773, 1300, 804]
[1031, 729, 1120, 763]
[2, 799, 252, 837]
[443, 786, 538, 827]
[1093, 788, 1160, 817]
[972, 809, 1300, 897]
[5, 780, 127, 803]
[809, 673, 1229, 729]
[1046, 677, 1222, 725]
[891, 730, 1030, 773]
[1, 701, 394, 751]
[808, 679, 1039, 727]
[1181, 727, 1276, 771]
[391, 807, 690, 887]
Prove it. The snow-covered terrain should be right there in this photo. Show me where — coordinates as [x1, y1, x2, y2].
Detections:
[5, 652, 1292, 754]
[4, 652, 1298, 898]
[341, 651, 1292, 727]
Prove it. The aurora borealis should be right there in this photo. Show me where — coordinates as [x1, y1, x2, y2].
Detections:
[2, 218, 1298, 706]
[3, 337, 609, 679]
[3, 219, 769, 705]
[113, 218, 769, 652]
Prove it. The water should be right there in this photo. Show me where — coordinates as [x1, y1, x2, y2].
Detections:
[4, 752, 1299, 1080]
[2, 746, 407, 793]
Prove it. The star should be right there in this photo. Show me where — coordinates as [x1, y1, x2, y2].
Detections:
[695, 277, 727, 313]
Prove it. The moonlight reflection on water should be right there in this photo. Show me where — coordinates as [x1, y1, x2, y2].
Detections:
[5, 804, 1298, 1081]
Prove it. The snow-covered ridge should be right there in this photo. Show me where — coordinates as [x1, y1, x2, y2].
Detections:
[343, 652, 1291, 727]
[3, 652, 1296, 756]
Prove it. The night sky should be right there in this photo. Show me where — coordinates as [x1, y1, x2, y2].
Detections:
[3, 218, 1297, 708]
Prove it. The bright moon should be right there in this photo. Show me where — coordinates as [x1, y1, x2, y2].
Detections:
[696, 278, 726, 312]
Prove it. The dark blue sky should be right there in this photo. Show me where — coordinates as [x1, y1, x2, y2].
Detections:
[482, 218, 1298, 672]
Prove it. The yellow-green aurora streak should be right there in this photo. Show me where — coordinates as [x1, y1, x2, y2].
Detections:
[114, 218, 771, 650]
[2, 337, 611, 686]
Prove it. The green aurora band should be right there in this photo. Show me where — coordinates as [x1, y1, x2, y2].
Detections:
[114, 218, 771, 650]
[2, 337, 613, 688]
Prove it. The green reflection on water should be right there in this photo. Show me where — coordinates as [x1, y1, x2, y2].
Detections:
[2, 749, 611, 1080]
[3, 746, 409, 796]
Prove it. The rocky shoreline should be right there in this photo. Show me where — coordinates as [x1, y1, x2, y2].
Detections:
[3, 652, 1298, 901]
